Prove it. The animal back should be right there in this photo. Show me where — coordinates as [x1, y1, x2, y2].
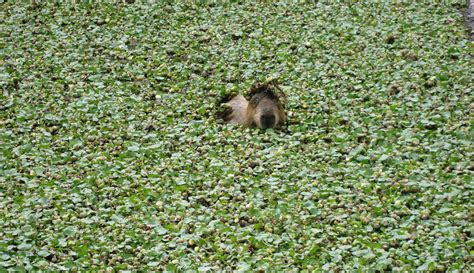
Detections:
[223, 95, 249, 125]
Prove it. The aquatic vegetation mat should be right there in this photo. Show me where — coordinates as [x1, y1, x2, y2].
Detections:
[1, 2, 473, 271]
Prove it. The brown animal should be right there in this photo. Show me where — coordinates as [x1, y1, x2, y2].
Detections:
[222, 83, 286, 129]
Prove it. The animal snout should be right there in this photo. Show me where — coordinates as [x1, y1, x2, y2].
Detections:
[260, 114, 276, 129]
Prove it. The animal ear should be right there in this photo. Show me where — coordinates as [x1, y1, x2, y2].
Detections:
[268, 81, 287, 108]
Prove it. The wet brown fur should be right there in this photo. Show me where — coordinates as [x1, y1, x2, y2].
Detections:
[222, 82, 286, 129]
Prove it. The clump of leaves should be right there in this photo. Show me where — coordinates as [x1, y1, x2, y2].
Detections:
[248, 79, 288, 109]
[214, 90, 239, 122]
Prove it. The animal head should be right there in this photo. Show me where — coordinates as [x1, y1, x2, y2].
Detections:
[247, 82, 286, 129]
